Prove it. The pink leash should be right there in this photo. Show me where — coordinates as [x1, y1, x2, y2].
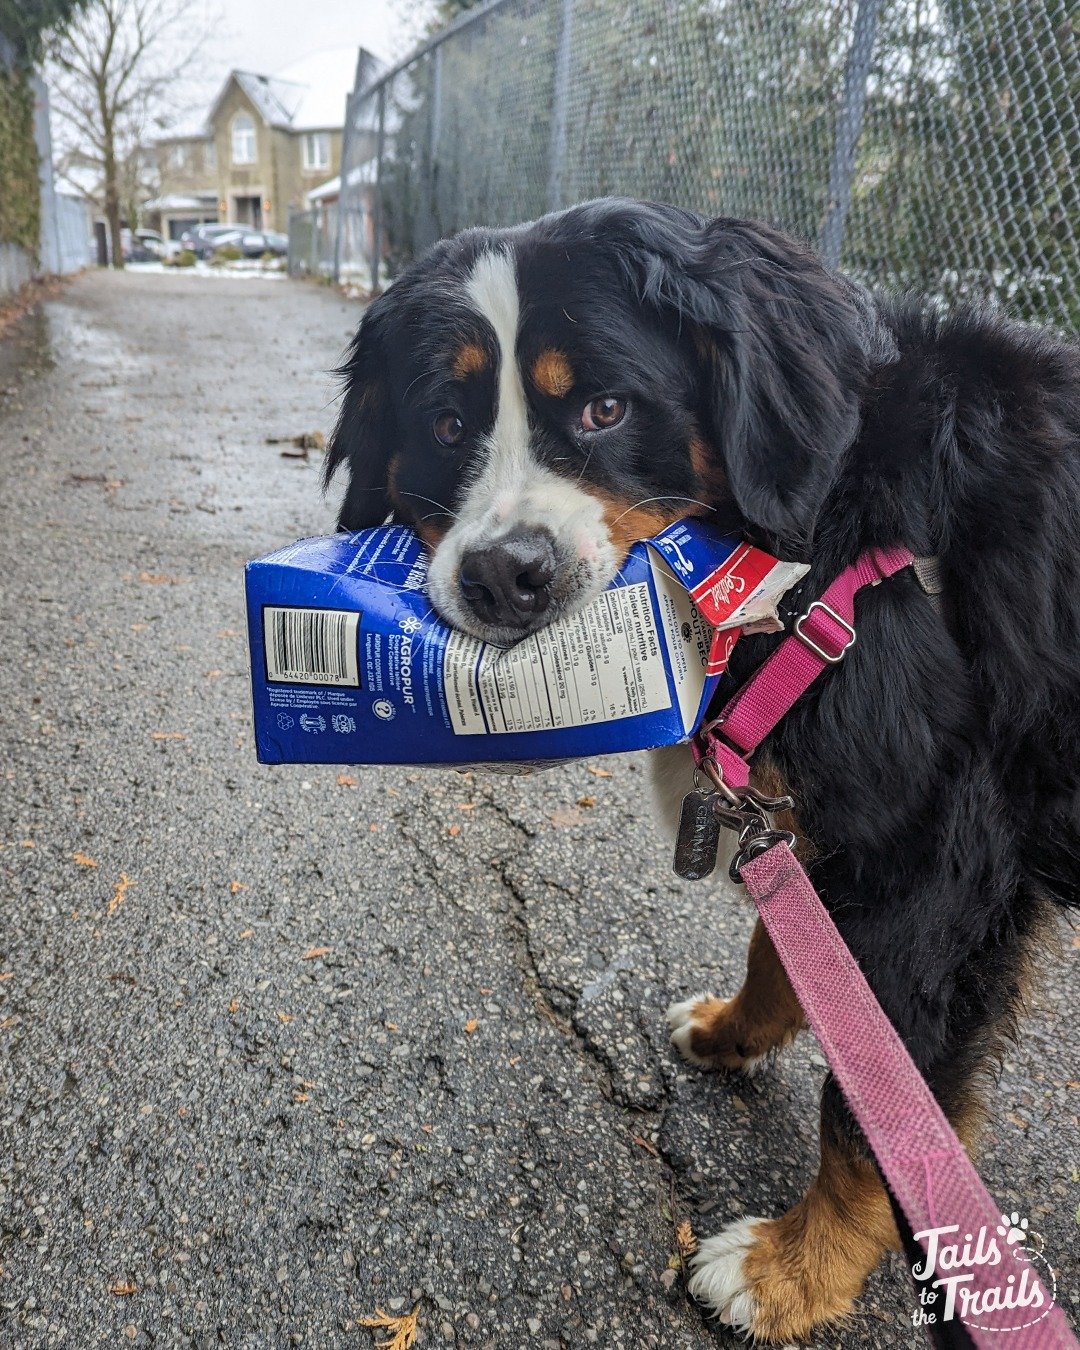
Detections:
[693, 548, 1077, 1346]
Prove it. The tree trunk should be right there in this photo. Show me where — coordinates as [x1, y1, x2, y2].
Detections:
[100, 95, 123, 269]
[103, 151, 123, 268]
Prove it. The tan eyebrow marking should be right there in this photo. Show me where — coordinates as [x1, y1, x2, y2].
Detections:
[531, 349, 575, 398]
[452, 342, 488, 380]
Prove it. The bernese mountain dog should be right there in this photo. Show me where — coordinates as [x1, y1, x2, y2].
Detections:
[324, 197, 1080, 1343]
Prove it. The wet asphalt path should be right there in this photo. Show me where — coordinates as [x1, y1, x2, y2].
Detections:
[0, 270, 1077, 1348]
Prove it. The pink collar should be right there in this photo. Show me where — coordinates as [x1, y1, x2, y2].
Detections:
[692, 545, 915, 798]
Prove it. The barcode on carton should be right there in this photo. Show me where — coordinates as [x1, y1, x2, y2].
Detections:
[264, 607, 360, 686]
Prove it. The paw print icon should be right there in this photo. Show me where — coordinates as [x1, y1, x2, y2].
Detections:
[996, 1212, 1029, 1245]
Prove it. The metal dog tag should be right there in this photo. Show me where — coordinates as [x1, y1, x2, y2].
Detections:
[673, 789, 723, 880]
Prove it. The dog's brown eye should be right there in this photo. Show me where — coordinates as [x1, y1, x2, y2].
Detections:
[432, 412, 465, 447]
[581, 396, 627, 432]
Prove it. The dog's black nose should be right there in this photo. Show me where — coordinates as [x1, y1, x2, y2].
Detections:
[459, 528, 557, 629]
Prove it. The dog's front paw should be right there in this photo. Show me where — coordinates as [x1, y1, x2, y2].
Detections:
[666, 994, 766, 1074]
[686, 1218, 763, 1333]
[689, 1215, 859, 1343]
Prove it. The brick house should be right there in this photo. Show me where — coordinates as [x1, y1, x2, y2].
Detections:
[148, 47, 377, 239]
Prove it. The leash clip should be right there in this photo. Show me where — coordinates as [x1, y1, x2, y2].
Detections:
[711, 786, 796, 883]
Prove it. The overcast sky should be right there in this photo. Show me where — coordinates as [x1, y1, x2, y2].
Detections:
[190, 0, 422, 93]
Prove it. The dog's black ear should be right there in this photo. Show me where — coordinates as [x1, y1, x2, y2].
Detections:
[324, 294, 399, 531]
[603, 202, 870, 559]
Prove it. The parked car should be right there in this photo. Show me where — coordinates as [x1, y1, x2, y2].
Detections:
[214, 229, 288, 259]
[135, 228, 177, 259]
[178, 223, 240, 259]
[120, 228, 157, 263]
[260, 231, 289, 257]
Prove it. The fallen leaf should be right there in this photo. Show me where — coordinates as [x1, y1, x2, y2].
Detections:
[508, 1056, 521, 1067]
[587, 766, 613, 778]
[385, 1021, 399, 1031]
[675, 1219, 698, 1258]
[228, 998, 240, 1014]
[302, 946, 332, 960]
[629, 1131, 659, 1158]
[20, 839, 33, 849]
[150, 731, 185, 742]
[108, 1281, 137, 1296]
[464, 1018, 479, 1034]
[0, 973, 12, 982]
[277, 1012, 293, 1024]
[457, 802, 476, 811]
[294, 1092, 310, 1103]
[205, 669, 222, 679]
[230, 880, 247, 894]
[108, 872, 134, 916]
[548, 807, 584, 827]
[447, 824, 461, 837]
[137, 572, 185, 585]
[130, 623, 148, 632]
[217, 628, 240, 638]
[72, 851, 98, 868]
[576, 795, 597, 808]
[337, 774, 358, 788]
[358, 1304, 419, 1350]
[238, 927, 255, 939]
[420, 1124, 433, 1134]
[1006, 1112, 1029, 1130]
[1073, 934, 1080, 949]
[369, 823, 379, 833]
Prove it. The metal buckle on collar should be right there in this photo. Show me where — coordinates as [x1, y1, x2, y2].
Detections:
[793, 601, 856, 664]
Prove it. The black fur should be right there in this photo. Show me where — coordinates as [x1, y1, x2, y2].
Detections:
[326, 194, 1079, 1180]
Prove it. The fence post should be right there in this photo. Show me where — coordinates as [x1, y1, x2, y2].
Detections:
[370, 83, 388, 292]
[547, 0, 574, 213]
[333, 99, 353, 284]
[820, 0, 882, 270]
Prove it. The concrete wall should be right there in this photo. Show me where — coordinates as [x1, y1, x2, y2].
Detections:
[0, 241, 34, 298]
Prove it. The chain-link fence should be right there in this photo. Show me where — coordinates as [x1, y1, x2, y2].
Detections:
[324, 0, 1080, 331]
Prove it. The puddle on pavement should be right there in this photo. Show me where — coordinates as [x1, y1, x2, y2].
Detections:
[0, 305, 55, 399]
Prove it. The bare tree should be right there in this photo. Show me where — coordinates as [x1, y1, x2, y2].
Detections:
[46, 0, 201, 267]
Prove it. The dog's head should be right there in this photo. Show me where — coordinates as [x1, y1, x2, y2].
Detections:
[325, 198, 871, 645]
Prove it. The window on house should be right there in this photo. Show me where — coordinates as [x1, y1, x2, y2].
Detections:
[232, 113, 256, 165]
[204, 139, 216, 171]
[170, 143, 189, 171]
[303, 132, 330, 171]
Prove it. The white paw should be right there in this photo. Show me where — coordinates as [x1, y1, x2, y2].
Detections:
[687, 1218, 765, 1332]
[666, 994, 715, 1067]
[665, 995, 765, 1074]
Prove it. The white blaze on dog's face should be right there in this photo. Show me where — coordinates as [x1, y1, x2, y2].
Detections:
[325, 201, 871, 644]
[423, 249, 624, 645]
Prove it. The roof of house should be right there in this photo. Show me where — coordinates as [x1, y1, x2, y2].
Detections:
[205, 47, 375, 136]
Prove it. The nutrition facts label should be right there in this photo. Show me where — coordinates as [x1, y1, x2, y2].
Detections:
[443, 583, 673, 735]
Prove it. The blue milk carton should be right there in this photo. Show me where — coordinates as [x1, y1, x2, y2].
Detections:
[245, 521, 806, 767]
